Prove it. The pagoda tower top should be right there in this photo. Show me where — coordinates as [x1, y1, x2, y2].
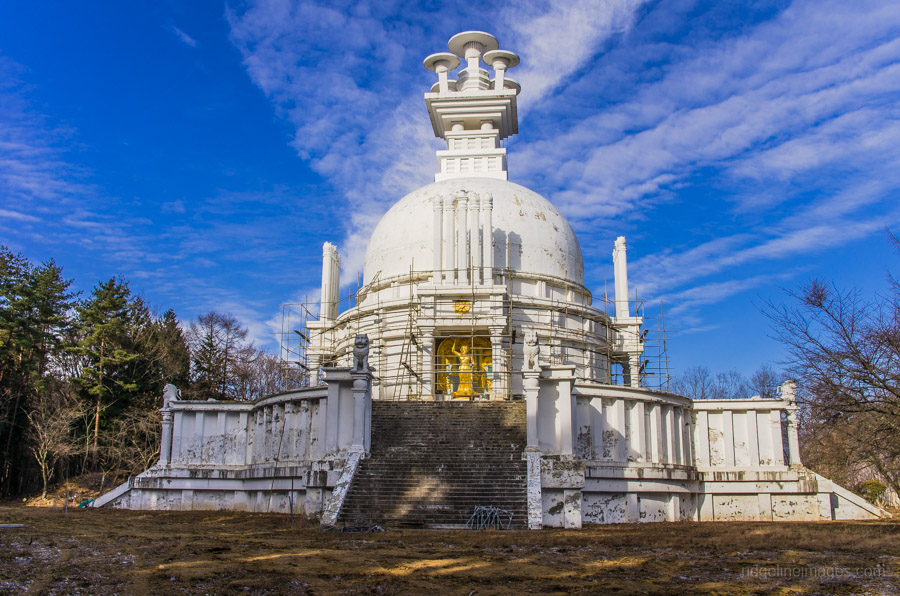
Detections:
[423, 31, 521, 182]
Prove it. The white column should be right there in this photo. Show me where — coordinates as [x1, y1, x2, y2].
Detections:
[456, 192, 468, 284]
[490, 327, 503, 399]
[422, 330, 435, 399]
[627, 400, 644, 462]
[612, 236, 629, 318]
[648, 403, 661, 463]
[469, 193, 481, 282]
[350, 372, 371, 453]
[481, 193, 493, 284]
[159, 410, 173, 466]
[556, 375, 574, 456]
[664, 405, 675, 464]
[524, 370, 539, 449]
[432, 195, 442, 284]
[612, 399, 627, 461]
[786, 407, 801, 465]
[628, 354, 641, 388]
[747, 408, 761, 466]
[320, 242, 340, 321]
[442, 195, 454, 279]
[683, 408, 693, 466]
[592, 398, 606, 459]
[672, 408, 683, 465]
[770, 410, 785, 465]
[723, 409, 736, 467]
[695, 410, 710, 467]
[757, 410, 775, 465]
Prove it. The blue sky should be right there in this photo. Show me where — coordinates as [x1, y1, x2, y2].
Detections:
[1, 0, 898, 380]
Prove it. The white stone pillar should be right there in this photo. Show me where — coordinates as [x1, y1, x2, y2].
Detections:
[422, 329, 435, 399]
[490, 327, 504, 399]
[628, 354, 641, 388]
[782, 380, 801, 466]
[523, 370, 540, 449]
[350, 371, 371, 453]
[770, 410, 785, 466]
[612, 236, 629, 318]
[481, 193, 493, 284]
[442, 195, 454, 279]
[432, 195, 442, 284]
[159, 409, 173, 466]
[469, 193, 481, 282]
[611, 399, 627, 462]
[786, 407, 801, 465]
[321, 242, 340, 321]
[627, 400, 645, 462]
[747, 407, 761, 466]
[552, 368, 575, 456]
[664, 405, 675, 464]
[456, 192, 468, 284]
[648, 403, 661, 464]
[672, 407, 683, 465]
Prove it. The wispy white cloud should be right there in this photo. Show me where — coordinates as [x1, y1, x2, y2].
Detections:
[0, 208, 40, 222]
[226, 0, 900, 340]
[226, 0, 647, 281]
[169, 25, 198, 48]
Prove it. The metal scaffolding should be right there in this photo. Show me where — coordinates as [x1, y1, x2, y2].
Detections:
[277, 265, 671, 399]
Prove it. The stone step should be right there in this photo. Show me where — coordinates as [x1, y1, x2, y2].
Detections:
[337, 401, 527, 529]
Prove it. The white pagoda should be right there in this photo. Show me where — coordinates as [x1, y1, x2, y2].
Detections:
[94, 31, 887, 528]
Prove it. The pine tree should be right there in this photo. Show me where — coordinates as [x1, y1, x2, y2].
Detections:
[0, 247, 75, 495]
[71, 277, 139, 468]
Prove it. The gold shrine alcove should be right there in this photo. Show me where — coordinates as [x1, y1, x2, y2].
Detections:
[435, 337, 492, 399]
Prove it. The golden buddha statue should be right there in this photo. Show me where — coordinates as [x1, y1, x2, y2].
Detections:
[450, 339, 474, 398]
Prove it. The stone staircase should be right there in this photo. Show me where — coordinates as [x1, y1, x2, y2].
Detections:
[337, 401, 527, 528]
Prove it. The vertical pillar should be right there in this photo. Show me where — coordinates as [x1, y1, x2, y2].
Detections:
[422, 329, 435, 399]
[747, 407, 761, 466]
[442, 195, 454, 280]
[556, 373, 574, 456]
[320, 243, 340, 321]
[782, 380, 801, 466]
[672, 408, 683, 465]
[456, 191, 468, 284]
[628, 401, 645, 462]
[786, 407, 801, 465]
[612, 236, 629, 318]
[469, 193, 481, 282]
[770, 410, 785, 466]
[159, 410, 173, 466]
[490, 327, 504, 399]
[350, 371, 371, 453]
[612, 399, 627, 462]
[664, 405, 675, 464]
[432, 195, 442, 284]
[481, 193, 493, 284]
[628, 354, 641, 388]
[523, 370, 540, 449]
[683, 408, 694, 466]
[648, 403, 661, 463]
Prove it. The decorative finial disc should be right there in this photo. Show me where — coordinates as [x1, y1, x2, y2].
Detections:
[448, 31, 499, 58]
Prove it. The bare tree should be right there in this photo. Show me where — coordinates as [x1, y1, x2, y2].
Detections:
[100, 408, 162, 478]
[26, 381, 83, 498]
[232, 346, 290, 401]
[748, 364, 783, 399]
[765, 277, 900, 495]
[671, 366, 717, 399]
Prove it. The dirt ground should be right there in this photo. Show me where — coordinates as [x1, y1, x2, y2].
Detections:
[0, 506, 897, 595]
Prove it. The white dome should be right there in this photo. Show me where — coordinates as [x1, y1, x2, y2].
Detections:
[364, 177, 584, 285]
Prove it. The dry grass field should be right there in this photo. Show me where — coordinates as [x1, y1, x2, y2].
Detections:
[0, 505, 897, 595]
